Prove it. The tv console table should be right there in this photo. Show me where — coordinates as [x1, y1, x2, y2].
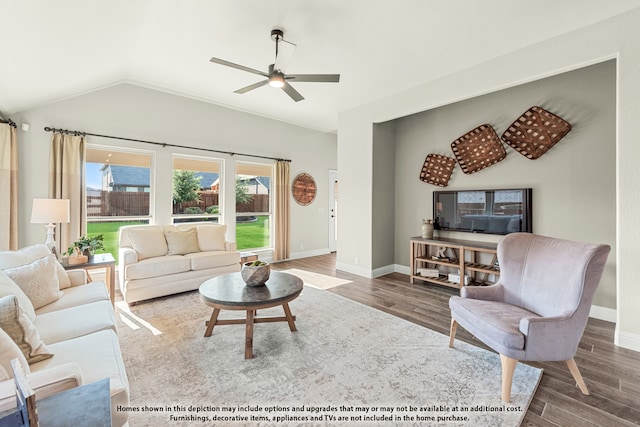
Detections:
[410, 236, 500, 289]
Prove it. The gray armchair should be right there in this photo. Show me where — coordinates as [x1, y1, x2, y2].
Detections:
[448, 233, 610, 402]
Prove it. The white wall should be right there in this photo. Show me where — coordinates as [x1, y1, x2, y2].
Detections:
[337, 10, 640, 351]
[14, 83, 337, 259]
[392, 60, 616, 309]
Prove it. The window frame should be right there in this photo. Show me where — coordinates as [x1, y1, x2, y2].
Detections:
[235, 161, 274, 251]
[85, 144, 156, 224]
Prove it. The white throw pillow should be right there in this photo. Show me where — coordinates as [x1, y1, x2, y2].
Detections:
[0, 327, 31, 380]
[0, 295, 54, 364]
[127, 228, 168, 260]
[4, 254, 62, 309]
[197, 225, 227, 251]
[165, 228, 200, 255]
[0, 270, 36, 321]
[0, 244, 71, 289]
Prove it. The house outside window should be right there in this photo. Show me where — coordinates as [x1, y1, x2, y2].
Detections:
[235, 162, 273, 250]
[172, 155, 222, 224]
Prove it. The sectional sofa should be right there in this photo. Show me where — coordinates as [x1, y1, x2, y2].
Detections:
[0, 244, 129, 426]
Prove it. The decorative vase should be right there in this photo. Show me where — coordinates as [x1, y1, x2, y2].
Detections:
[241, 263, 270, 287]
[421, 219, 434, 239]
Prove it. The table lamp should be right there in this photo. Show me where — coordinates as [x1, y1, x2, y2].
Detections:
[30, 198, 70, 258]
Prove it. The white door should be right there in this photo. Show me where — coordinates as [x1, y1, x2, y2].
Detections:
[328, 170, 338, 252]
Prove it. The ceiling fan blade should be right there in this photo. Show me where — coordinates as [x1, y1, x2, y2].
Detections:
[209, 57, 268, 77]
[274, 39, 296, 73]
[282, 82, 304, 102]
[234, 80, 269, 94]
[287, 74, 340, 83]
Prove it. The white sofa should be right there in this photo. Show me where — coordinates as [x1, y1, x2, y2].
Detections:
[0, 244, 129, 426]
[118, 222, 241, 305]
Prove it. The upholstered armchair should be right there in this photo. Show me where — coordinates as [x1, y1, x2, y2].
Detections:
[448, 233, 610, 402]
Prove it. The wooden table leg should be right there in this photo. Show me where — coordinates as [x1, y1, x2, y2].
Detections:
[282, 303, 297, 331]
[204, 308, 220, 337]
[245, 309, 254, 359]
[107, 265, 115, 308]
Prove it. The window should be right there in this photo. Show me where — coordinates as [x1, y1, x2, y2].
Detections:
[235, 162, 273, 250]
[172, 156, 222, 223]
[85, 147, 153, 263]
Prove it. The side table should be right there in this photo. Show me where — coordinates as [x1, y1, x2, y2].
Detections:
[61, 253, 116, 307]
[240, 251, 258, 265]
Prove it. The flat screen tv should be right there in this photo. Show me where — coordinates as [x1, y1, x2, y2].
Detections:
[433, 188, 532, 235]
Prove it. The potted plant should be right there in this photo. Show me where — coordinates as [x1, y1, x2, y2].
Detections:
[66, 234, 105, 259]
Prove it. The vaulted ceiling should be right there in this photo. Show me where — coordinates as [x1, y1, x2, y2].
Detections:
[2, 0, 639, 132]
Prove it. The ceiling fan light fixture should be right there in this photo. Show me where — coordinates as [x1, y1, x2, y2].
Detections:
[269, 74, 285, 88]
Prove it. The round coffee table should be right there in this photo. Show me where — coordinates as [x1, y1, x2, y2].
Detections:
[199, 271, 303, 359]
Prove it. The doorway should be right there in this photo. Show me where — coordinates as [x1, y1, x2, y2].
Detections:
[328, 170, 338, 252]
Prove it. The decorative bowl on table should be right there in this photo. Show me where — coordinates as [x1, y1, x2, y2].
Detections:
[241, 261, 270, 287]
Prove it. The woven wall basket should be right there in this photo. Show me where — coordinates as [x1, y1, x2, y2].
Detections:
[419, 154, 456, 187]
[501, 106, 572, 160]
[450, 124, 507, 174]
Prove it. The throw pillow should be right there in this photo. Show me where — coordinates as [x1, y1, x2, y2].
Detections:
[165, 228, 200, 255]
[0, 327, 31, 380]
[4, 254, 62, 310]
[197, 225, 227, 251]
[0, 270, 36, 322]
[0, 244, 71, 289]
[0, 295, 54, 364]
[127, 228, 168, 260]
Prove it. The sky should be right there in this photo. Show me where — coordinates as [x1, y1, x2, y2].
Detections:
[86, 163, 102, 189]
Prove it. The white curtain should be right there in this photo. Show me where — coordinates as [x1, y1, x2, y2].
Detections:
[273, 160, 290, 261]
[0, 123, 18, 250]
[49, 132, 86, 254]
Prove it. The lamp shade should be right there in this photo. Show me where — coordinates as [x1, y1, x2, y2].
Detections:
[30, 199, 70, 224]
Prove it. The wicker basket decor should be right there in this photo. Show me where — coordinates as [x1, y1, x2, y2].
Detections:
[419, 154, 456, 187]
[501, 106, 572, 160]
[450, 124, 507, 174]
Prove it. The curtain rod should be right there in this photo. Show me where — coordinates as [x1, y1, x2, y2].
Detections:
[0, 118, 17, 128]
[43, 126, 291, 163]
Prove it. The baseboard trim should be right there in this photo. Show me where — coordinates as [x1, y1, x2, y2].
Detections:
[289, 248, 331, 260]
[372, 264, 396, 278]
[615, 329, 640, 352]
[589, 305, 616, 323]
[395, 264, 411, 275]
[336, 262, 374, 278]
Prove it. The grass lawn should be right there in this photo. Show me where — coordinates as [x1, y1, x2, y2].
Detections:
[236, 215, 270, 250]
[87, 216, 269, 264]
[87, 221, 147, 264]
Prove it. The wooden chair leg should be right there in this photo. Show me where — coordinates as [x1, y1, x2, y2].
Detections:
[566, 358, 590, 395]
[500, 354, 518, 403]
[448, 319, 458, 348]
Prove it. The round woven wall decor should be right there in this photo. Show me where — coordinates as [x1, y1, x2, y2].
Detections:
[292, 173, 317, 206]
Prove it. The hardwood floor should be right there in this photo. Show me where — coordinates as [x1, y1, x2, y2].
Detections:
[273, 253, 640, 427]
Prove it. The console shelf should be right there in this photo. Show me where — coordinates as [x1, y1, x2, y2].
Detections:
[410, 236, 500, 289]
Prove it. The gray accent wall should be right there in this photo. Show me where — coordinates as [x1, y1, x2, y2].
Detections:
[372, 122, 396, 271]
[391, 60, 616, 308]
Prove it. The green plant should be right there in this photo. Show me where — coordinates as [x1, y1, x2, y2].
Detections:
[236, 178, 253, 205]
[184, 206, 203, 214]
[205, 205, 219, 214]
[173, 170, 202, 209]
[66, 234, 105, 256]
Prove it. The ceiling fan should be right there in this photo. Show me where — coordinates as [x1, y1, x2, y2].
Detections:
[209, 29, 340, 102]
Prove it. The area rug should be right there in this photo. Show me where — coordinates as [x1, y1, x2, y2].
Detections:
[277, 268, 354, 289]
[116, 285, 542, 426]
